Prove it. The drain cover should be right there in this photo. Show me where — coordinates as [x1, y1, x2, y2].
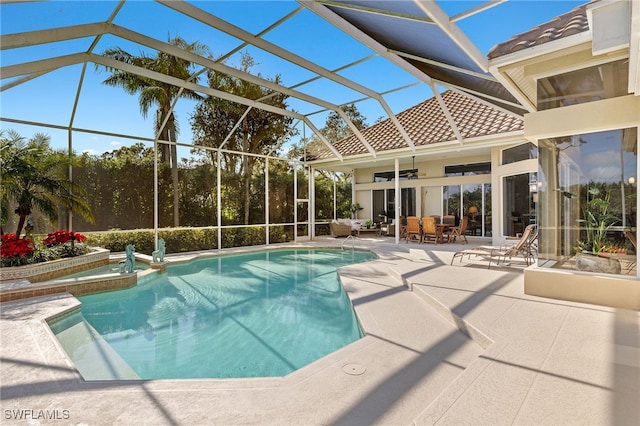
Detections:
[342, 363, 366, 375]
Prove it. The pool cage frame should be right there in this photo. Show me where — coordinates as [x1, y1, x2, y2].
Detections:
[1, 0, 532, 253]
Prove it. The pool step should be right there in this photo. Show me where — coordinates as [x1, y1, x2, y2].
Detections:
[52, 312, 140, 380]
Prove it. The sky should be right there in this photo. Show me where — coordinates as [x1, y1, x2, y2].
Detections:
[0, 0, 587, 159]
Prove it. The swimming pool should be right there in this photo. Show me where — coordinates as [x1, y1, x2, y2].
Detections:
[50, 249, 375, 380]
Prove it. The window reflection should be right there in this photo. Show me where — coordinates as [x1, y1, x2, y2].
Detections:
[537, 59, 629, 110]
[538, 128, 637, 274]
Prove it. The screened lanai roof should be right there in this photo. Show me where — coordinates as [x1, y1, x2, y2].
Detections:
[0, 0, 586, 161]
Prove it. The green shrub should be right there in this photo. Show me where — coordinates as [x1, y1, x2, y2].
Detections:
[85, 228, 218, 254]
[84, 226, 294, 254]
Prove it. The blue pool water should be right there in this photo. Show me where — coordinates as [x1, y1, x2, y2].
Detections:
[50, 249, 375, 380]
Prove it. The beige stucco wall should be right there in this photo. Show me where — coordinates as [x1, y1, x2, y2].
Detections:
[524, 95, 640, 141]
[524, 266, 640, 310]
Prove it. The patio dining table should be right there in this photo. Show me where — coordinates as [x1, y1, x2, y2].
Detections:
[436, 224, 451, 243]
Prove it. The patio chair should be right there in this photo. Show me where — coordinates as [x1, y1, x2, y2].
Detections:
[421, 216, 438, 244]
[451, 224, 537, 268]
[330, 220, 352, 237]
[405, 216, 421, 243]
[449, 216, 469, 244]
[625, 229, 637, 250]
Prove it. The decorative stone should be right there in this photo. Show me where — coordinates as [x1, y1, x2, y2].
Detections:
[575, 252, 621, 274]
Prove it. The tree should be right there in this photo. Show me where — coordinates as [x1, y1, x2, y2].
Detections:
[289, 103, 368, 161]
[98, 36, 209, 227]
[190, 52, 294, 225]
[0, 130, 94, 237]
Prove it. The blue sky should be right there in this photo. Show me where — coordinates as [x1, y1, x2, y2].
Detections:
[1, 0, 585, 158]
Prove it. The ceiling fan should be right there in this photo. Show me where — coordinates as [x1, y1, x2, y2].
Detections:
[406, 156, 427, 179]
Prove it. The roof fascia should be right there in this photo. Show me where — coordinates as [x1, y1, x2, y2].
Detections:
[413, 0, 489, 73]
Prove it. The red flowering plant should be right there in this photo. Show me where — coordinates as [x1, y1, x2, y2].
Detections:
[0, 233, 35, 267]
[43, 230, 87, 247]
[42, 230, 88, 259]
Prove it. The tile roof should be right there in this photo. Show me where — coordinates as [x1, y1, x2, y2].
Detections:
[312, 90, 524, 159]
[487, 2, 592, 59]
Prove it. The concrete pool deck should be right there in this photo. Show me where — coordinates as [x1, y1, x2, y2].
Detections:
[1, 237, 638, 425]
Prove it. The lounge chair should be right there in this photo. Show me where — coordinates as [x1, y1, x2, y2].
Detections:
[405, 216, 421, 243]
[451, 224, 537, 268]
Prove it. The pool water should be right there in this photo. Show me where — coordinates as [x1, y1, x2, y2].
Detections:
[50, 249, 375, 380]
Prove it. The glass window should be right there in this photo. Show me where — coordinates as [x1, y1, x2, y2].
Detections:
[537, 59, 629, 111]
[373, 188, 415, 220]
[503, 173, 537, 237]
[444, 162, 491, 177]
[443, 184, 492, 236]
[502, 143, 537, 165]
[400, 188, 416, 217]
[538, 128, 637, 275]
[374, 169, 418, 182]
[373, 190, 386, 221]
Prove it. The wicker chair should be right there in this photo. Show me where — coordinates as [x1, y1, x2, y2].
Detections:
[330, 221, 352, 237]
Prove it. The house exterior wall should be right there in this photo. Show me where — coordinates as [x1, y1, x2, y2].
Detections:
[489, 0, 640, 308]
[353, 154, 491, 221]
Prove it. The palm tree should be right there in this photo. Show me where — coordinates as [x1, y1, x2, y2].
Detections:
[0, 130, 94, 237]
[99, 36, 209, 227]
